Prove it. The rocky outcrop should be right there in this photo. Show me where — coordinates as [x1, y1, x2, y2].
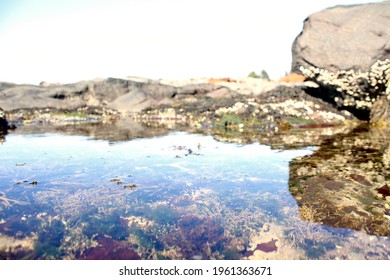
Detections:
[3, 76, 349, 127]
[131, 83, 360, 151]
[370, 96, 390, 125]
[0, 78, 170, 112]
[289, 125, 390, 236]
[0, 75, 361, 149]
[292, 2, 390, 73]
[0, 107, 8, 132]
[292, 2, 390, 123]
[0, 77, 235, 114]
[300, 59, 390, 121]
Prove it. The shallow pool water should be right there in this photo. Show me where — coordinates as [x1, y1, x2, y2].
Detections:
[0, 129, 389, 259]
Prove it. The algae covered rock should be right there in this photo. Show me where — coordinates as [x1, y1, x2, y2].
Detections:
[289, 125, 390, 236]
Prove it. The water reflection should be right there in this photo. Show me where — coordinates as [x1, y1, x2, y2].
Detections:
[0, 125, 389, 260]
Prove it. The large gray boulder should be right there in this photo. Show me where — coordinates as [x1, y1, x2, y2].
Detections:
[292, 2, 390, 122]
[292, 1, 390, 73]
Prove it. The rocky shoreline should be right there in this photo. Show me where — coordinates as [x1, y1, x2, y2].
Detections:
[0, 76, 359, 134]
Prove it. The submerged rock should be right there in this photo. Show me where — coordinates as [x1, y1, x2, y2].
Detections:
[78, 236, 140, 260]
[289, 125, 390, 236]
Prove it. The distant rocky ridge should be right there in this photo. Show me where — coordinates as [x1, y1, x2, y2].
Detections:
[0, 77, 303, 113]
[1, 77, 268, 113]
[1, 76, 360, 137]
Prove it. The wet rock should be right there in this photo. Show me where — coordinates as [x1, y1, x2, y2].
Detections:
[289, 125, 390, 236]
[370, 97, 390, 125]
[0, 78, 175, 112]
[6, 106, 119, 126]
[141, 84, 356, 136]
[0, 81, 17, 91]
[0, 107, 8, 132]
[376, 185, 390, 200]
[208, 85, 357, 147]
[350, 174, 372, 187]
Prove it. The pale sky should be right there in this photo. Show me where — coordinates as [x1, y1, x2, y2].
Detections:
[0, 0, 382, 84]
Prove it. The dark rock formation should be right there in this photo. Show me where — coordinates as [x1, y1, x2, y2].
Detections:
[300, 59, 390, 121]
[0, 107, 8, 132]
[292, 2, 390, 73]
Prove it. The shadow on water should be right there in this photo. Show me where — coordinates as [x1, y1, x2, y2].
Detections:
[1, 122, 390, 260]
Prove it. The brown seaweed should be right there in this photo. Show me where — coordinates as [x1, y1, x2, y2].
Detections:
[78, 236, 140, 260]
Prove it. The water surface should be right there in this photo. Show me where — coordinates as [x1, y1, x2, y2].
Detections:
[0, 127, 389, 259]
